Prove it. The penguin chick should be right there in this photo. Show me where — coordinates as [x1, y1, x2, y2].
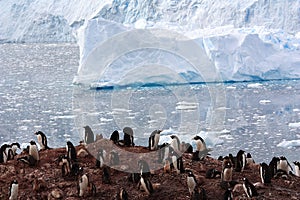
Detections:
[8, 180, 18, 200]
[242, 177, 258, 198]
[187, 171, 197, 195]
[35, 131, 50, 150]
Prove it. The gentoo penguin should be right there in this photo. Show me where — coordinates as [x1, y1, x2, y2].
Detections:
[17, 155, 37, 166]
[29, 140, 39, 162]
[83, 125, 94, 144]
[170, 135, 180, 153]
[66, 141, 77, 162]
[102, 166, 111, 184]
[278, 156, 293, 174]
[8, 180, 18, 200]
[260, 162, 272, 184]
[58, 155, 71, 176]
[148, 130, 161, 151]
[205, 168, 221, 179]
[221, 159, 233, 182]
[235, 150, 246, 172]
[138, 159, 151, 177]
[170, 150, 184, 174]
[78, 174, 89, 197]
[191, 186, 207, 200]
[10, 142, 20, 156]
[223, 188, 233, 200]
[138, 173, 153, 195]
[269, 156, 280, 177]
[157, 143, 169, 163]
[181, 142, 193, 153]
[96, 148, 105, 168]
[118, 188, 128, 200]
[193, 136, 207, 152]
[246, 153, 255, 165]
[109, 150, 119, 166]
[123, 127, 134, 147]
[293, 161, 300, 177]
[110, 130, 119, 144]
[35, 131, 50, 150]
[0, 144, 7, 163]
[242, 177, 258, 198]
[187, 171, 197, 195]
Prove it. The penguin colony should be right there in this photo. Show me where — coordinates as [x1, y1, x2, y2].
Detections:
[0, 128, 300, 199]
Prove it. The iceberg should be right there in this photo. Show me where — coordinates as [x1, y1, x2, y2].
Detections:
[0, 0, 299, 84]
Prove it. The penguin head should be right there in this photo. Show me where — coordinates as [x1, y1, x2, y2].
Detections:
[30, 140, 36, 145]
[170, 135, 177, 139]
[246, 153, 252, 158]
[242, 177, 248, 182]
[35, 131, 43, 136]
[11, 142, 20, 149]
[280, 156, 287, 161]
[11, 180, 18, 185]
[193, 136, 204, 142]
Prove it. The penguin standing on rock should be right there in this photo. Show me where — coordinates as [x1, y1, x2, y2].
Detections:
[58, 155, 71, 176]
[10, 143, 20, 156]
[170, 135, 180, 153]
[170, 150, 184, 174]
[260, 162, 272, 184]
[138, 173, 153, 195]
[66, 141, 77, 162]
[29, 141, 39, 162]
[123, 127, 134, 147]
[269, 157, 280, 177]
[8, 180, 18, 200]
[235, 150, 246, 172]
[110, 130, 119, 144]
[221, 158, 233, 182]
[242, 177, 258, 198]
[293, 161, 300, 177]
[193, 136, 207, 152]
[278, 156, 293, 174]
[35, 131, 50, 150]
[187, 171, 197, 195]
[138, 159, 151, 177]
[78, 174, 89, 197]
[96, 148, 105, 168]
[223, 188, 233, 200]
[83, 126, 94, 144]
[148, 130, 161, 150]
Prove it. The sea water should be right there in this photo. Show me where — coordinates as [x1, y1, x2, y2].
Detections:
[0, 43, 299, 163]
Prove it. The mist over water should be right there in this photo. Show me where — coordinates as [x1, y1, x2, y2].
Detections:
[1, 43, 300, 163]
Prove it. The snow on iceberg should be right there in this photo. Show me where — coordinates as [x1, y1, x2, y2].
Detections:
[277, 140, 300, 149]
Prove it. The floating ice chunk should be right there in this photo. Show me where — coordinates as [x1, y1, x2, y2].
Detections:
[277, 140, 300, 148]
[247, 83, 263, 88]
[176, 101, 198, 111]
[259, 100, 271, 104]
[288, 122, 300, 128]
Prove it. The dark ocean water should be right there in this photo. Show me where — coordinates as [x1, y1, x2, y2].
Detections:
[0, 43, 299, 164]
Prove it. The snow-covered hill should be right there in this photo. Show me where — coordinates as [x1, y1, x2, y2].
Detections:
[1, 0, 300, 83]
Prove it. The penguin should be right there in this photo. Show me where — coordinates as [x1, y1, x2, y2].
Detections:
[96, 148, 105, 168]
[8, 180, 18, 200]
[205, 168, 221, 179]
[138, 159, 151, 177]
[29, 140, 39, 162]
[158, 143, 170, 163]
[193, 136, 207, 152]
[148, 130, 161, 151]
[235, 150, 246, 172]
[83, 125, 94, 144]
[293, 161, 300, 177]
[17, 155, 37, 167]
[0, 144, 7, 163]
[10, 142, 20, 156]
[35, 131, 50, 150]
[191, 186, 207, 200]
[78, 174, 89, 197]
[66, 141, 77, 162]
[123, 127, 134, 147]
[278, 156, 293, 174]
[6, 146, 14, 161]
[170, 135, 180, 153]
[246, 153, 255, 165]
[109, 150, 119, 166]
[260, 162, 272, 184]
[102, 166, 111, 184]
[221, 159, 233, 182]
[170, 150, 184, 174]
[58, 155, 71, 176]
[242, 177, 258, 198]
[223, 188, 233, 200]
[110, 130, 119, 144]
[118, 188, 128, 200]
[269, 156, 280, 177]
[163, 158, 171, 173]
[182, 142, 193, 153]
[138, 173, 153, 195]
[128, 173, 140, 183]
[70, 162, 82, 177]
[187, 171, 197, 195]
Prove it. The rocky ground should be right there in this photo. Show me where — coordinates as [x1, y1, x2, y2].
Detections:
[0, 138, 300, 200]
